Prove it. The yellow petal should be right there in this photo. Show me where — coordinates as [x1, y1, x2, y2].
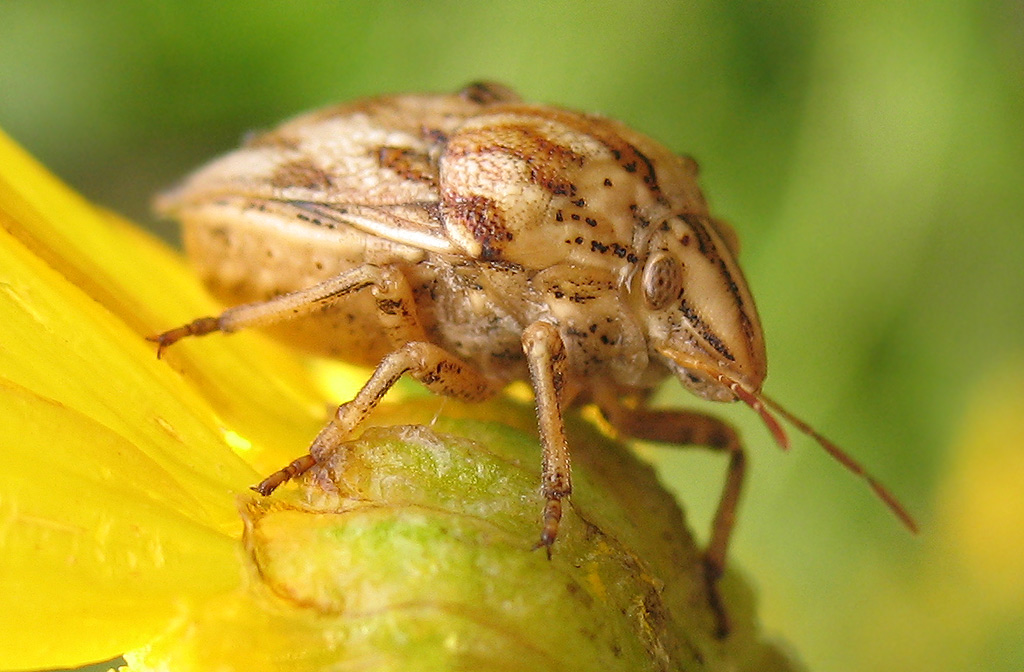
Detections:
[938, 363, 1024, 607]
[0, 128, 324, 668]
[0, 128, 335, 471]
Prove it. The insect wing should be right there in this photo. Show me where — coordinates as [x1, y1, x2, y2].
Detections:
[156, 94, 489, 255]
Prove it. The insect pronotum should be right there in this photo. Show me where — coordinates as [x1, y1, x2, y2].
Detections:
[152, 81, 916, 637]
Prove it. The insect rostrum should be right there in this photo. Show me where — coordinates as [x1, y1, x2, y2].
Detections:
[152, 81, 915, 637]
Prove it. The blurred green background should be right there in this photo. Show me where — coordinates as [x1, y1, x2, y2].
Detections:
[2, 1, 1022, 670]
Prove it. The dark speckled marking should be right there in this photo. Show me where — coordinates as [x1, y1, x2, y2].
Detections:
[446, 122, 584, 199]
[269, 159, 333, 190]
[445, 194, 514, 260]
[378, 146, 439, 187]
[518, 107, 665, 202]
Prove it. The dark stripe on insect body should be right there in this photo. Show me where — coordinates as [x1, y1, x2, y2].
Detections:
[679, 298, 736, 363]
[551, 289, 601, 304]
[587, 239, 637, 262]
[493, 106, 668, 205]
[312, 280, 375, 307]
[716, 257, 758, 349]
[679, 213, 759, 362]
[679, 213, 717, 258]
[294, 211, 330, 228]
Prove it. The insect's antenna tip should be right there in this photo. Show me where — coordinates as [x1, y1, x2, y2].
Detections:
[760, 393, 918, 533]
[868, 476, 920, 534]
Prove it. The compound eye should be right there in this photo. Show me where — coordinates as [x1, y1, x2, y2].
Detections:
[642, 252, 683, 310]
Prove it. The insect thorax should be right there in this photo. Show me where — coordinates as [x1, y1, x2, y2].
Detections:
[411, 255, 667, 391]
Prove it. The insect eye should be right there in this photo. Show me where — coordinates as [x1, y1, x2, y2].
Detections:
[642, 252, 683, 310]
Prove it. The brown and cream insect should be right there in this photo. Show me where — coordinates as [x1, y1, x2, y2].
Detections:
[152, 81, 915, 635]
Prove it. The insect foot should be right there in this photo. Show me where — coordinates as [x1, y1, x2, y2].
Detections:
[251, 454, 317, 497]
[153, 81, 916, 639]
[148, 316, 221, 358]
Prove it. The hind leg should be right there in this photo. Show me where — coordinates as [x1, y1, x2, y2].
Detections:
[596, 392, 745, 638]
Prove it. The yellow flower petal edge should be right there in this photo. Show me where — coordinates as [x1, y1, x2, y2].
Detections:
[938, 364, 1024, 607]
[0, 128, 346, 472]
[0, 129, 799, 671]
[0, 129, 327, 668]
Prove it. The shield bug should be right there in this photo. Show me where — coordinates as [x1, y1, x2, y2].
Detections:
[152, 81, 916, 636]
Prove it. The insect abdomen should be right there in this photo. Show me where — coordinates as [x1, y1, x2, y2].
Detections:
[180, 200, 404, 364]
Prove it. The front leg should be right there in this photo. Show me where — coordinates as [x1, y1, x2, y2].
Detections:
[521, 321, 572, 556]
[149, 264, 426, 356]
[152, 264, 495, 494]
[595, 390, 744, 638]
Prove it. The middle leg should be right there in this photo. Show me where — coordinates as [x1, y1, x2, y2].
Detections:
[521, 321, 573, 555]
[255, 340, 496, 495]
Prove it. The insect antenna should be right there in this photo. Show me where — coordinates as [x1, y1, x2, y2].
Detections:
[758, 392, 919, 533]
[660, 346, 918, 532]
[726, 381, 790, 450]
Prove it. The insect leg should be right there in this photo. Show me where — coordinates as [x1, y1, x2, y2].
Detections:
[254, 341, 496, 495]
[149, 264, 390, 356]
[595, 393, 743, 638]
[521, 321, 572, 556]
[368, 265, 430, 346]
